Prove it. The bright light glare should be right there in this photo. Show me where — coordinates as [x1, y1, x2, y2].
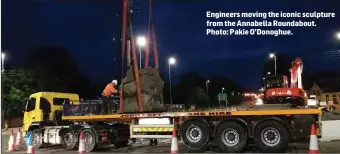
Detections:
[136, 36, 147, 46]
[256, 98, 263, 105]
[138, 118, 170, 125]
[269, 53, 275, 58]
[336, 32, 340, 40]
[207, 80, 210, 83]
[1, 53, 5, 59]
[169, 57, 176, 65]
[222, 87, 225, 90]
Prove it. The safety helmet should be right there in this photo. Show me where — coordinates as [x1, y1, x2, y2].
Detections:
[112, 80, 118, 85]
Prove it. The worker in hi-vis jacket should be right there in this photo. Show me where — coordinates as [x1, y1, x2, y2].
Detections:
[101, 80, 119, 114]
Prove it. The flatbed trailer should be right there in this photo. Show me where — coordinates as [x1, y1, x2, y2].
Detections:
[33, 107, 321, 153]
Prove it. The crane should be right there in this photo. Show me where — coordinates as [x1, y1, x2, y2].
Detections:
[262, 57, 308, 107]
[290, 57, 303, 89]
[119, 0, 160, 113]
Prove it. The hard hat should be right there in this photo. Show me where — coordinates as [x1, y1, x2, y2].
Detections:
[112, 80, 118, 85]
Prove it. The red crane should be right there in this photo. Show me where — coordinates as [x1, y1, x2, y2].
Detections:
[119, 0, 159, 113]
[263, 57, 307, 107]
[289, 57, 303, 89]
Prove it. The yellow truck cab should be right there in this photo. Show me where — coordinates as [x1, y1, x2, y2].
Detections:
[23, 92, 80, 132]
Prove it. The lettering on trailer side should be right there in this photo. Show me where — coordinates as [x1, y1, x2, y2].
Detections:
[120, 113, 167, 118]
[120, 114, 136, 118]
[147, 113, 163, 117]
[189, 112, 231, 116]
[119, 111, 232, 118]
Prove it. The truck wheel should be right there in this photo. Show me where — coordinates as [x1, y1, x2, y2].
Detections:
[254, 121, 290, 153]
[82, 129, 96, 152]
[215, 121, 248, 153]
[32, 129, 43, 149]
[61, 129, 77, 150]
[179, 120, 210, 150]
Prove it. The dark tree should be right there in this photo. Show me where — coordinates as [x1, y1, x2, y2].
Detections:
[171, 72, 245, 109]
[172, 72, 207, 108]
[303, 70, 340, 89]
[208, 76, 244, 106]
[2, 68, 37, 118]
[24, 46, 96, 98]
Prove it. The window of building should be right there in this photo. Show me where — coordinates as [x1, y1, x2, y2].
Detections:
[53, 98, 71, 105]
[26, 97, 36, 112]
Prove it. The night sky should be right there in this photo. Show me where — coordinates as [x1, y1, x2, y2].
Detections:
[2, 0, 340, 90]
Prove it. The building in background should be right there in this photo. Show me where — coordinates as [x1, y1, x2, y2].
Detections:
[309, 78, 340, 110]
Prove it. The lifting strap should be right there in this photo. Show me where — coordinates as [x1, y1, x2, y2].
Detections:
[144, 0, 159, 68]
[128, 1, 144, 112]
[144, 0, 152, 68]
[152, 21, 159, 68]
[119, 0, 128, 113]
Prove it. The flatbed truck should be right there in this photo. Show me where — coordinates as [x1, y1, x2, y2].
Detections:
[23, 92, 322, 153]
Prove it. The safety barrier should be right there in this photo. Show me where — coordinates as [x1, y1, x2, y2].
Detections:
[320, 120, 340, 141]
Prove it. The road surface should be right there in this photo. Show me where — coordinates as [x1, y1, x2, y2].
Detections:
[2, 131, 340, 153]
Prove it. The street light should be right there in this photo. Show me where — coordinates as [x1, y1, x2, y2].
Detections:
[206, 80, 210, 108]
[336, 32, 340, 40]
[1, 52, 5, 73]
[136, 36, 147, 69]
[222, 87, 225, 93]
[269, 53, 277, 75]
[168, 57, 176, 111]
[1, 51, 5, 128]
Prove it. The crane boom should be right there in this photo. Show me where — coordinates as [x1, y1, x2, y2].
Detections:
[289, 57, 303, 89]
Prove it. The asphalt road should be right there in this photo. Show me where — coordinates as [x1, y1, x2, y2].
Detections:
[2, 132, 340, 154]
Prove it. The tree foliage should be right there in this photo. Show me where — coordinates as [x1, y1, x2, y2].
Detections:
[24, 46, 96, 98]
[303, 70, 340, 89]
[171, 72, 244, 108]
[2, 69, 37, 118]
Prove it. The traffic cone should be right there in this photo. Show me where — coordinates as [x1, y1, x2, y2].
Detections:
[170, 129, 178, 154]
[78, 131, 86, 154]
[8, 129, 15, 152]
[27, 131, 35, 154]
[27, 145, 35, 154]
[309, 124, 319, 154]
[15, 128, 23, 150]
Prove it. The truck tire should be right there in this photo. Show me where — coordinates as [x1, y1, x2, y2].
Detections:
[215, 121, 248, 153]
[32, 129, 43, 149]
[61, 129, 77, 150]
[254, 120, 290, 153]
[82, 129, 96, 152]
[179, 120, 210, 150]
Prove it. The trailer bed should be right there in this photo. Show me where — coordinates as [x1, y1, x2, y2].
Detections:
[62, 108, 321, 121]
